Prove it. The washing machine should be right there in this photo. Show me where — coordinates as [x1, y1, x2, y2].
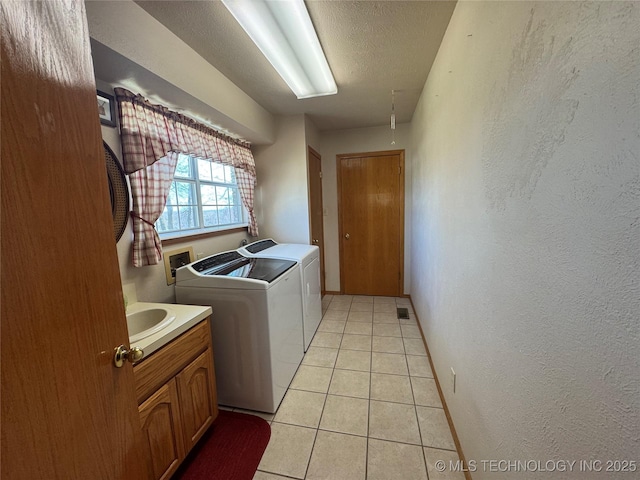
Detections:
[175, 250, 304, 413]
[239, 239, 322, 351]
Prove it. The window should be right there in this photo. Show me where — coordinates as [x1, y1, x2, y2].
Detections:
[156, 153, 247, 237]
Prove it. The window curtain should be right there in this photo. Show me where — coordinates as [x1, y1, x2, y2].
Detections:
[115, 87, 259, 267]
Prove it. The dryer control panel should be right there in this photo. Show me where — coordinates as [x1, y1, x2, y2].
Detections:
[245, 239, 278, 254]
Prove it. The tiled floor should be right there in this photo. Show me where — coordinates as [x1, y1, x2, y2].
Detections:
[224, 294, 465, 480]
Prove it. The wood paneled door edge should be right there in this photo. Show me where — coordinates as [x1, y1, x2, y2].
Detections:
[308, 145, 321, 159]
[307, 145, 326, 294]
[336, 149, 406, 160]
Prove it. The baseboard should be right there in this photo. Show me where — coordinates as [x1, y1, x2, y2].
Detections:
[323, 291, 410, 297]
[409, 296, 473, 480]
[323, 290, 341, 296]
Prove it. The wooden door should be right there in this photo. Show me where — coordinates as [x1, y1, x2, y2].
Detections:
[0, 2, 146, 479]
[308, 147, 326, 293]
[176, 349, 218, 451]
[337, 150, 405, 296]
[139, 380, 185, 480]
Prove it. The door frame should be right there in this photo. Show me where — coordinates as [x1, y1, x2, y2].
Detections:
[307, 146, 326, 294]
[336, 149, 405, 296]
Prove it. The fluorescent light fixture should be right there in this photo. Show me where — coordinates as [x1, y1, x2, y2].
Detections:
[222, 0, 337, 99]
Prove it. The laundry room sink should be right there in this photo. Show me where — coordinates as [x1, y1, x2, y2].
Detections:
[127, 307, 176, 342]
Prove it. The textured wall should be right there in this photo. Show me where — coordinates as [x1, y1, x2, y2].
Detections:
[253, 115, 311, 244]
[410, 2, 639, 478]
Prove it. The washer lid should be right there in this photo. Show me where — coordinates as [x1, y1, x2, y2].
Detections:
[221, 257, 296, 283]
[193, 251, 296, 283]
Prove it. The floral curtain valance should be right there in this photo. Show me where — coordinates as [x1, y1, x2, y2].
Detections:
[115, 88, 258, 267]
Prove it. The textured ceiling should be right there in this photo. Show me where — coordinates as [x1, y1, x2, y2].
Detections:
[135, 0, 456, 131]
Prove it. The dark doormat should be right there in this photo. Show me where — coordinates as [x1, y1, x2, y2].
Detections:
[174, 410, 271, 480]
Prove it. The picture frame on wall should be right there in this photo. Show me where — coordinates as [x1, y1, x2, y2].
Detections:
[97, 90, 117, 127]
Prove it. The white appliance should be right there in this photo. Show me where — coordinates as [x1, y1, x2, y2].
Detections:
[175, 250, 304, 413]
[239, 239, 322, 351]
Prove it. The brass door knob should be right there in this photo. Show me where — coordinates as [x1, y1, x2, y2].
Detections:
[113, 345, 144, 367]
[344, 233, 350, 239]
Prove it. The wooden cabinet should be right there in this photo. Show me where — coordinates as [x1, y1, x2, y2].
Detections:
[134, 318, 218, 480]
[177, 349, 218, 451]
[139, 380, 185, 480]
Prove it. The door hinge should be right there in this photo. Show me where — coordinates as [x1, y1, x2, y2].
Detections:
[398, 165, 402, 175]
[319, 171, 323, 179]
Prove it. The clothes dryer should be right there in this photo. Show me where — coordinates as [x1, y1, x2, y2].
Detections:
[239, 239, 321, 351]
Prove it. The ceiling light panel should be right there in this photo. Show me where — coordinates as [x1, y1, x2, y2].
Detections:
[222, 0, 337, 99]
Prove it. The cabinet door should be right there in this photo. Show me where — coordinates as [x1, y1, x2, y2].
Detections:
[139, 379, 185, 480]
[177, 349, 219, 451]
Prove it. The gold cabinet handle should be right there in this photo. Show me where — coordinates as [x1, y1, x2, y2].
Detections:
[113, 345, 144, 368]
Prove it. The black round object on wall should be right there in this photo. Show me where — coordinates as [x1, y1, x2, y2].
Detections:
[104, 141, 129, 242]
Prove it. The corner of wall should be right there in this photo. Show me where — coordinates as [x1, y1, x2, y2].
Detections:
[253, 115, 311, 243]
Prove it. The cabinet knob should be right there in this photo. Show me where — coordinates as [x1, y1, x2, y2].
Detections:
[113, 345, 144, 367]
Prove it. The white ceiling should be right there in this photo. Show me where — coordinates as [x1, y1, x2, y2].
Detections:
[134, 0, 456, 132]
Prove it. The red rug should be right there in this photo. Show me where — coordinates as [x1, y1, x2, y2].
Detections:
[174, 410, 271, 480]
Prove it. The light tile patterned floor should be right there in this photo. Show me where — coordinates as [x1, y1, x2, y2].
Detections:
[228, 295, 465, 480]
